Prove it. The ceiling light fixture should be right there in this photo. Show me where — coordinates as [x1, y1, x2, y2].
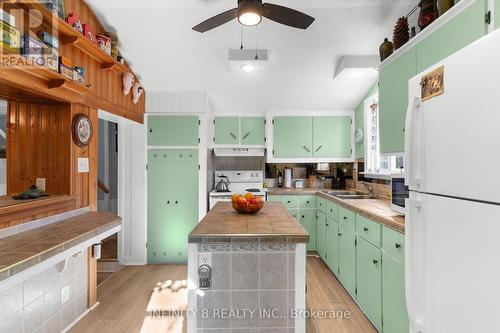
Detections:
[240, 64, 256, 72]
[237, 0, 263, 26]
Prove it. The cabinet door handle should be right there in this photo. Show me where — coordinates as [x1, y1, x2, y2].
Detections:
[315, 145, 323, 152]
[303, 146, 311, 152]
[243, 132, 250, 139]
[326, 223, 329, 227]
[301, 215, 305, 218]
[338, 233, 342, 237]
[395, 243, 402, 249]
[363, 227, 369, 232]
[373, 259, 378, 265]
[343, 216, 347, 220]
[230, 132, 237, 139]
[175, 201, 178, 205]
[167, 200, 170, 204]
[287, 200, 291, 203]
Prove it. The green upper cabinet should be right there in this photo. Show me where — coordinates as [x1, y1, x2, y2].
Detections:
[356, 237, 382, 331]
[379, 47, 417, 154]
[312, 116, 352, 158]
[240, 117, 265, 145]
[416, 0, 487, 72]
[273, 116, 313, 158]
[214, 117, 239, 145]
[148, 115, 199, 146]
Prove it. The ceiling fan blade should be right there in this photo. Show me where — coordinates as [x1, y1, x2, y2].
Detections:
[262, 3, 315, 29]
[193, 8, 238, 33]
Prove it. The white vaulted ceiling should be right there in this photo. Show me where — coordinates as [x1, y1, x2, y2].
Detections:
[86, 0, 415, 113]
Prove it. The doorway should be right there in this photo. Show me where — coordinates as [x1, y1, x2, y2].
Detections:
[97, 118, 120, 285]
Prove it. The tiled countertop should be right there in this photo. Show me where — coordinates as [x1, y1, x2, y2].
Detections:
[189, 202, 309, 243]
[0, 211, 121, 282]
[267, 188, 405, 233]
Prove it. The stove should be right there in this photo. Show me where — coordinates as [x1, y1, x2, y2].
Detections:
[209, 170, 266, 209]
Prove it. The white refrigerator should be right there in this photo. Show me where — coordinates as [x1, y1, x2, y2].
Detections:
[404, 29, 500, 333]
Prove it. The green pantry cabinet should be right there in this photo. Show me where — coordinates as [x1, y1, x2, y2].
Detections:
[271, 193, 409, 332]
[147, 116, 200, 264]
[272, 116, 352, 158]
[214, 116, 265, 145]
[378, 0, 487, 154]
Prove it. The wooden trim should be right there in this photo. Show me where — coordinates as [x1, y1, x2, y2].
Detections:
[0, 195, 76, 227]
[87, 245, 98, 308]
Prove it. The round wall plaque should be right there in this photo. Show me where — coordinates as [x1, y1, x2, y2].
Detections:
[72, 113, 93, 147]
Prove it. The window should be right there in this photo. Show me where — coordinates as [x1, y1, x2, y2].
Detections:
[363, 93, 404, 178]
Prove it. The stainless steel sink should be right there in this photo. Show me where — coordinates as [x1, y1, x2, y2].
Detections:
[323, 190, 377, 199]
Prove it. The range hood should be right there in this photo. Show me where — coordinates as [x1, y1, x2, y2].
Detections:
[214, 148, 265, 157]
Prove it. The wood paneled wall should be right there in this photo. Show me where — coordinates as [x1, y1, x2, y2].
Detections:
[7, 101, 71, 194]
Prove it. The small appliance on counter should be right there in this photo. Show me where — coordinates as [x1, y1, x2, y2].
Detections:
[294, 179, 304, 189]
[283, 168, 292, 188]
[209, 171, 265, 210]
[391, 173, 408, 215]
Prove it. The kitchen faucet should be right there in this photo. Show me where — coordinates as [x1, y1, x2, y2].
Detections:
[362, 182, 376, 197]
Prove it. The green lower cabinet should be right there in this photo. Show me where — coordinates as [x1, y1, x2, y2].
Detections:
[147, 150, 199, 264]
[338, 224, 357, 297]
[416, 0, 487, 73]
[316, 211, 327, 261]
[326, 217, 339, 275]
[299, 209, 317, 251]
[273, 116, 313, 158]
[356, 237, 382, 331]
[280, 195, 299, 209]
[240, 117, 265, 145]
[215, 116, 239, 145]
[289, 209, 299, 220]
[267, 195, 281, 202]
[148, 116, 199, 147]
[382, 254, 409, 333]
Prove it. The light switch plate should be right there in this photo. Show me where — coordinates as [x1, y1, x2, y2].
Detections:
[198, 252, 212, 267]
[35, 178, 46, 191]
[61, 285, 70, 304]
[77, 158, 89, 173]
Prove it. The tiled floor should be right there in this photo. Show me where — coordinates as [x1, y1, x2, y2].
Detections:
[69, 257, 377, 333]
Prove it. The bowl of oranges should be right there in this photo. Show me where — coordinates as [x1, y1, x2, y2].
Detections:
[231, 192, 264, 214]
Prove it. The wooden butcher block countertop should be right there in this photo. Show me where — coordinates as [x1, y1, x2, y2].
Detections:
[189, 202, 309, 243]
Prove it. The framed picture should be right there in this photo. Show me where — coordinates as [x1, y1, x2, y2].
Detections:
[72, 113, 93, 147]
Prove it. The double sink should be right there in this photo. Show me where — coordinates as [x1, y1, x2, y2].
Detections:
[322, 190, 377, 200]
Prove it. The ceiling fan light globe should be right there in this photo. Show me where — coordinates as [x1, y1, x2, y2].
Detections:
[238, 12, 262, 26]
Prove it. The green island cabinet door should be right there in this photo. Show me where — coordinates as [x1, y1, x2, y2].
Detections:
[316, 211, 327, 261]
[273, 116, 313, 158]
[299, 209, 317, 251]
[312, 116, 352, 158]
[416, 0, 487, 73]
[383, 254, 410, 333]
[147, 150, 199, 264]
[356, 237, 383, 331]
[338, 224, 357, 297]
[148, 116, 199, 146]
[326, 217, 339, 275]
[215, 116, 239, 145]
[240, 117, 265, 145]
[379, 48, 417, 154]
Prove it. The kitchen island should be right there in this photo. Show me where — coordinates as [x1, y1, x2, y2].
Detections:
[187, 202, 308, 333]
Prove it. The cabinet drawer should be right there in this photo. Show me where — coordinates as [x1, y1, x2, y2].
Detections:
[356, 214, 382, 248]
[382, 226, 405, 264]
[267, 195, 281, 202]
[326, 200, 339, 220]
[280, 196, 298, 209]
[316, 196, 327, 212]
[298, 195, 316, 209]
[339, 207, 355, 230]
[288, 209, 299, 220]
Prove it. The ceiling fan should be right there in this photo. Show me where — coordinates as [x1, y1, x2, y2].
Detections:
[193, 0, 315, 33]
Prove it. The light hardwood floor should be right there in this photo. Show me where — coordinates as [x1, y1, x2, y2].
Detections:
[70, 257, 377, 333]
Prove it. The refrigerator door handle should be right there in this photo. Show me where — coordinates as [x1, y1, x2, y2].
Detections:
[406, 197, 425, 333]
[405, 97, 423, 189]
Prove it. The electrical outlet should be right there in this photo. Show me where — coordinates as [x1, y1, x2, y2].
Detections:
[77, 158, 89, 173]
[60, 285, 70, 304]
[198, 252, 212, 267]
[35, 178, 46, 191]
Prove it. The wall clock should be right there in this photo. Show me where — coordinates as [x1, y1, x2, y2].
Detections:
[72, 113, 93, 147]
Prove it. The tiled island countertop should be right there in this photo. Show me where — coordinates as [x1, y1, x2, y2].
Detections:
[189, 201, 309, 243]
[0, 211, 121, 282]
[267, 188, 405, 233]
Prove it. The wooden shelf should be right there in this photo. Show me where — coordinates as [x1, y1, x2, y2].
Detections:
[101, 61, 127, 72]
[6, 0, 127, 68]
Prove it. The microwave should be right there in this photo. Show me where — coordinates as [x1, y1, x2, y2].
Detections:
[391, 174, 409, 215]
